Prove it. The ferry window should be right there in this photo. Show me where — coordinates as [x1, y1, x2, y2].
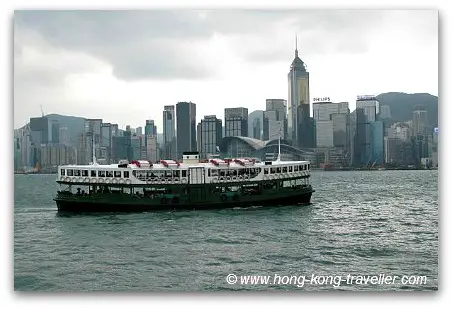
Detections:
[181, 170, 186, 177]
[283, 167, 287, 173]
[289, 166, 293, 172]
[299, 165, 303, 170]
[165, 171, 172, 178]
[277, 167, 281, 173]
[67, 169, 73, 176]
[270, 168, 276, 174]
[173, 170, 180, 178]
[91, 170, 96, 177]
[106, 171, 113, 177]
[82, 170, 88, 177]
[98, 170, 106, 177]
[124, 171, 130, 178]
[211, 169, 218, 176]
[60, 169, 65, 176]
[308, 164, 310, 170]
[75, 170, 81, 176]
[208, 169, 211, 177]
[264, 168, 268, 175]
[304, 165, 307, 170]
[294, 165, 299, 171]
[114, 171, 121, 177]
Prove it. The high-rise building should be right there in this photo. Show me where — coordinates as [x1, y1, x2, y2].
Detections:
[225, 107, 248, 137]
[288, 38, 310, 147]
[263, 110, 284, 141]
[136, 126, 143, 136]
[266, 99, 287, 139]
[51, 120, 59, 144]
[145, 120, 157, 137]
[176, 101, 196, 160]
[412, 105, 428, 137]
[379, 105, 391, 119]
[331, 113, 349, 148]
[356, 95, 379, 122]
[163, 105, 176, 159]
[101, 123, 112, 164]
[349, 108, 367, 167]
[84, 119, 102, 164]
[198, 115, 222, 159]
[30, 116, 51, 146]
[384, 137, 402, 164]
[313, 101, 349, 148]
[59, 126, 70, 146]
[371, 121, 384, 165]
[248, 110, 264, 140]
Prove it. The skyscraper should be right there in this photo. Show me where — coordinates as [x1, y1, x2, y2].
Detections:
[248, 110, 264, 140]
[412, 105, 428, 137]
[288, 37, 310, 148]
[198, 115, 222, 159]
[162, 105, 176, 159]
[313, 101, 349, 148]
[266, 99, 287, 139]
[176, 101, 196, 160]
[356, 95, 379, 122]
[225, 107, 248, 137]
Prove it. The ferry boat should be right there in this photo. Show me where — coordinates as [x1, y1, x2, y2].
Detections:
[54, 145, 314, 212]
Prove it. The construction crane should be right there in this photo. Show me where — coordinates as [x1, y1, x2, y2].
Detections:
[40, 105, 44, 117]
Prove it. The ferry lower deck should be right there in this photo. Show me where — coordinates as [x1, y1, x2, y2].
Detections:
[54, 177, 314, 212]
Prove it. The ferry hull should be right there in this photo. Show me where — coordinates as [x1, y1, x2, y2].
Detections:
[55, 188, 314, 213]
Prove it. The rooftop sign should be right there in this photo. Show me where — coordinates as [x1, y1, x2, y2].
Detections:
[357, 95, 376, 100]
[313, 97, 331, 102]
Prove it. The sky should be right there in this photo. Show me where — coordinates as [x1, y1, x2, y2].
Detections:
[13, 9, 438, 132]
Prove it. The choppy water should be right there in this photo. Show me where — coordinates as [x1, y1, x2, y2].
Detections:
[14, 170, 438, 291]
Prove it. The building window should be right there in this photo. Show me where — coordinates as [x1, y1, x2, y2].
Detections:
[114, 171, 121, 178]
[106, 171, 113, 177]
[98, 170, 106, 177]
[67, 169, 73, 176]
[91, 170, 96, 177]
[82, 170, 88, 177]
[124, 171, 130, 178]
[60, 169, 65, 176]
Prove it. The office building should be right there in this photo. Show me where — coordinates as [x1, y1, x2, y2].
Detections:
[198, 115, 222, 159]
[225, 107, 248, 137]
[288, 39, 310, 147]
[176, 101, 197, 159]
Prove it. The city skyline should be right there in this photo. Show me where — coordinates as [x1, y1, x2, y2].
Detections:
[14, 10, 438, 131]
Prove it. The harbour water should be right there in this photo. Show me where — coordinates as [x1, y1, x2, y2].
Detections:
[14, 170, 438, 291]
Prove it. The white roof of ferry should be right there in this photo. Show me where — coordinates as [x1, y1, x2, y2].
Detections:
[59, 160, 310, 169]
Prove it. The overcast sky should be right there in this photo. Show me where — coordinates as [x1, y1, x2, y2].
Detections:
[13, 9, 438, 131]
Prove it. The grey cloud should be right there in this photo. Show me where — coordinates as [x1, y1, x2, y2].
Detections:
[14, 10, 437, 81]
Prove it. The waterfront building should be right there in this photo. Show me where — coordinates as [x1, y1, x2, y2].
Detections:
[176, 102, 197, 160]
[198, 115, 223, 159]
[287, 38, 310, 148]
[225, 107, 248, 137]
[248, 110, 264, 140]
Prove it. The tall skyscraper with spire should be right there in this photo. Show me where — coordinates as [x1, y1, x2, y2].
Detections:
[287, 36, 314, 148]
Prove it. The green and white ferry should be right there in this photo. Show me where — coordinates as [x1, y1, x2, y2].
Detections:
[54, 144, 314, 212]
